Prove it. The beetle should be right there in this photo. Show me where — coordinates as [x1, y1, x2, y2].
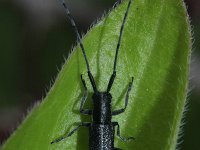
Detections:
[51, 0, 134, 149]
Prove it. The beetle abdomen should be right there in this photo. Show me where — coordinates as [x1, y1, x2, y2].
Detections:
[89, 123, 114, 150]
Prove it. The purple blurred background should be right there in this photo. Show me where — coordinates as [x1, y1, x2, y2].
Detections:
[0, 0, 199, 149]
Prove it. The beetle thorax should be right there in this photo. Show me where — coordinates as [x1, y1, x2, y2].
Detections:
[92, 92, 112, 124]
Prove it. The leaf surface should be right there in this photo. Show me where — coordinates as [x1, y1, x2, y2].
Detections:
[2, 0, 191, 150]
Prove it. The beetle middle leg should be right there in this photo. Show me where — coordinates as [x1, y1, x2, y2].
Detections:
[112, 77, 134, 116]
[113, 122, 134, 142]
[80, 74, 92, 115]
[51, 122, 90, 144]
[114, 148, 122, 150]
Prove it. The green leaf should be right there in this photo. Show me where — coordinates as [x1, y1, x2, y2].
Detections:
[2, 0, 191, 150]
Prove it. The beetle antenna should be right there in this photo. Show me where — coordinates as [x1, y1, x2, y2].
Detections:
[107, 0, 132, 92]
[59, 0, 97, 92]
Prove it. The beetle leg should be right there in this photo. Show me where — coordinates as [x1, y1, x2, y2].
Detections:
[112, 77, 133, 116]
[114, 148, 122, 150]
[51, 122, 90, 144]
[80, 75, 92, 115]
[113, 122, 134, 142]
[114, 147, 122, 150]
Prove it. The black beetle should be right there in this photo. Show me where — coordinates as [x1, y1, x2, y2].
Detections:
[51, 0, 134, 149]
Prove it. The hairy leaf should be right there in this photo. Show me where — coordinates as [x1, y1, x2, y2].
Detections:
[2, 0, 191, 149]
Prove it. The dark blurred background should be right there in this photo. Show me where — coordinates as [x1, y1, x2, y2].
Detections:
[0, 0, 199, 149]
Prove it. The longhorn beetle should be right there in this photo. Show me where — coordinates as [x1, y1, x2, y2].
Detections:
[51, 0, 134, 149]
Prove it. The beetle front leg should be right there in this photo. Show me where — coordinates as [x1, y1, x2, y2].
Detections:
[112, 77, 133, 116]
[80, 75, 92, 115]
